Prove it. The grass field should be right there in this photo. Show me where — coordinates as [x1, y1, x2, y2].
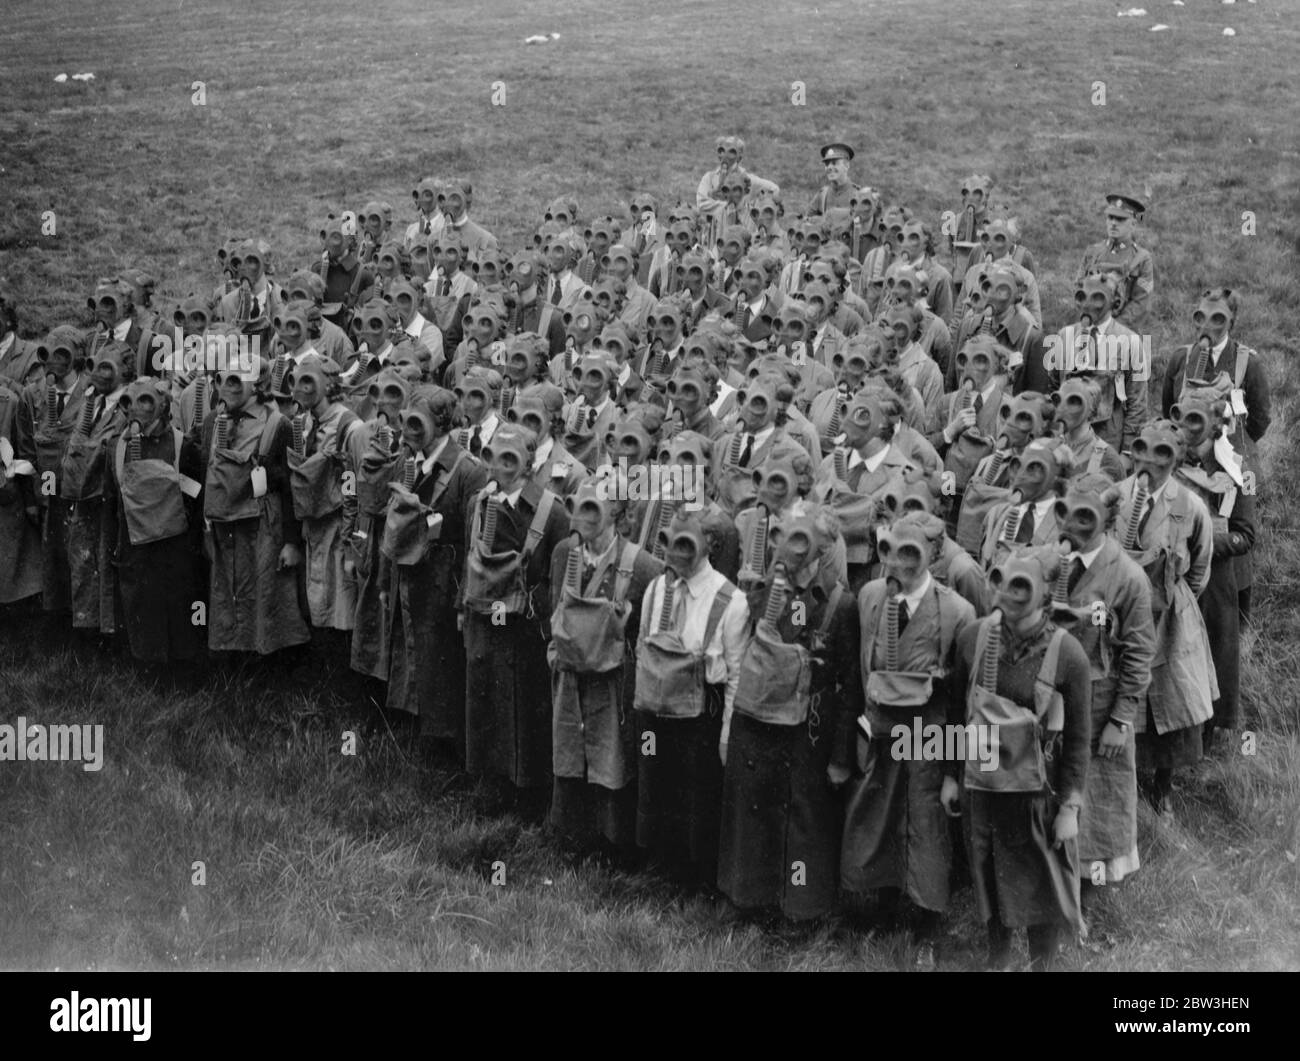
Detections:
[1, 0, 1298, 970]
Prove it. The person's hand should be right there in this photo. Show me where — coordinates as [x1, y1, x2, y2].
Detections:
[945, 404, 977, 442]
[1053, 805, 1079, 848]
[277, 543, 302, 570]
[827, 762, 851, 789]
[1099, 721, 1127, 760]
[940, 776, 961, 817]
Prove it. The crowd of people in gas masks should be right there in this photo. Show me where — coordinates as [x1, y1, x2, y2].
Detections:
[0, 136, 1271, 970]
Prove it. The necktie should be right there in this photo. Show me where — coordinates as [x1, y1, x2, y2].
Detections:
[585, 406, 598, 429]
[250, 296, 261, 319]
[56, 391, 68, 417]
[550, 277, 563, 305]
[1137, 496, 1153, 540]
[896, 598, 911, 638]
[1016, 503, 1036, 544]
[1066, 556, 1086, 593]
[440, 277, 451, 298]
[738, 432, 755, 468]
[422, 217, 431, 236]
[973, 394, 984, 415]
[470, 424, 482, 456]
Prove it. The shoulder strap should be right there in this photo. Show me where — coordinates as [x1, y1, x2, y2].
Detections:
[519, 489, 556, 563]
[610, 540, 639, 605]
[817, 583, 844, 640]
[426, 448, 467, 513]
[1233, 344, 1252, 389]
[1034, 627, 1068, 716]
[171, 427, 184, 474]
[114, 434, 126, 484]
[702, 583, 736, 650]
[538, 302, 556, 341]
[257, 407, 283, 458]
[857, 579, 887, 678]
[1086, 440, 1107, 473]
[934, 582, 959, 668]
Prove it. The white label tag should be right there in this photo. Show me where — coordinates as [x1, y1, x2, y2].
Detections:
[178, 473, 201, 499]
[551, 461, 567, 479]
[1230, 388, 1248, 417]
[426, 511, 443, 538]
[250, 465, 268, 498]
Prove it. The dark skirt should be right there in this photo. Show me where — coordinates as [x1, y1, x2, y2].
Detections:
[349, 519, 388, 679]
[68, 497, 116, 631]
[387, 563, 465, 743]
[41, 497, 73, 613]
[117, 530, 201, 663]
[635, 688, 724, 886]
[840, 731, 952, 913]
[719, 710, 843, 920]
[464, 611, 553, 790]
[550, 777, 637, 848]
[1137, 698, 1203, 770]
[962, 787, 1083, 934]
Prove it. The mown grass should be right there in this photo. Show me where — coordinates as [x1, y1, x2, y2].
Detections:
[0, 0, 1297, 970]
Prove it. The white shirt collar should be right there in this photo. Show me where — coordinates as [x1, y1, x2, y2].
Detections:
[405, 312, 428, 338]
[112, 317, 132, 342]
[502, 483, 525, 507]
[291, 344, 319, 365]
[850, 443, 890, 471]
[1070, 541, 1106, 569]
[746, 292, 766, 314]
[895, 571, 933, 613]
[1211, 334, 1230, 362]
[0, 333, 13, 359]
[616, 362, 632, 387]
[978, 378, 999, 404]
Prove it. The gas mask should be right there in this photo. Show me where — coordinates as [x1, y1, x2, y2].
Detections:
[988, 554, 1049, 624]
[1051, 378, 1098, 434]
[660, 511, 710, 580]
[483, 424, 535, 492]
[752, 457, 799, 516]
[1130, 420, 1184, 490]
[877, 517, 938, 594]
[121, 379, 168, 436]
[769, 511, 826, 585]
[1008, 441, 1060, 504]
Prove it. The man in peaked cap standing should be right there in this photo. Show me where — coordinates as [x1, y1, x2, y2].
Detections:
[1075, 193, 1155, 333]
[807, 142, 860, 216]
